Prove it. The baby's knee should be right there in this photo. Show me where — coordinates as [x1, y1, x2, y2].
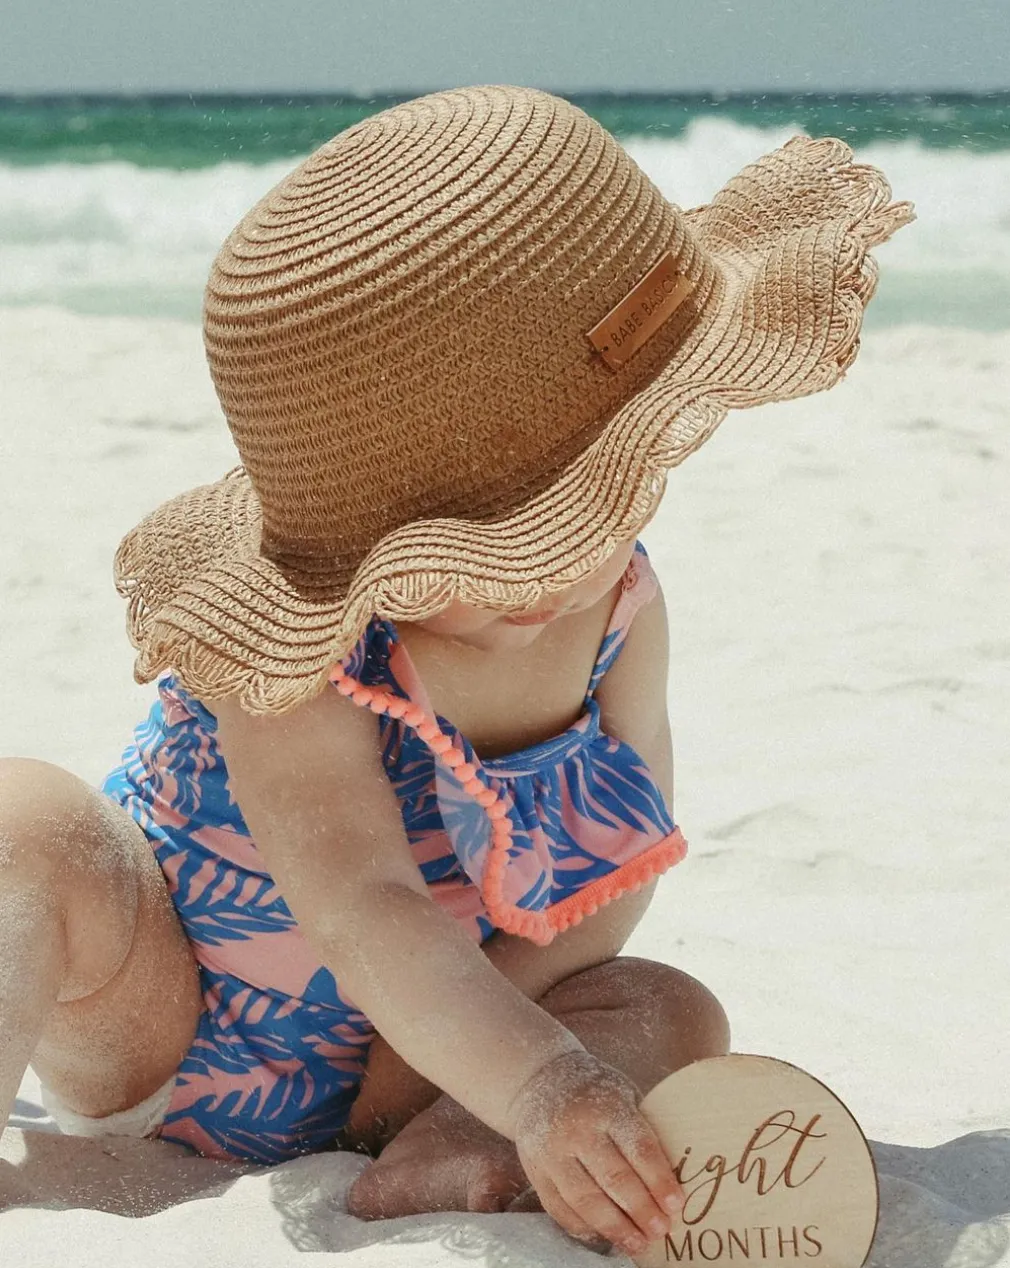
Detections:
[0, 758, 155, 1004]
[544, 955, 731, 1054]
[0, 758, 143, 940]
[0, 757, 77, 879]
[644, 960, 731, 1055]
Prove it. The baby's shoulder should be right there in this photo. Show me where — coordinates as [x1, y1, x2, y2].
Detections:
[211, 670, 377, 761]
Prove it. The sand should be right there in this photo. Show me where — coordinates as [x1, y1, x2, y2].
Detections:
[1, 306, 1008, 1264]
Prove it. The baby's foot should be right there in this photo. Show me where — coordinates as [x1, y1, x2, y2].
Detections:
[346, 1095, 532, 1217]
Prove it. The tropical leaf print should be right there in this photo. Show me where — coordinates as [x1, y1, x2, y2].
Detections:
[160, 966, 375, 1163]
[159, 844, 296, 948]
[563, 729, 676, 837]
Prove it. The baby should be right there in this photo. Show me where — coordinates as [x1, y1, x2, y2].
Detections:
[0, 85, 912, 1258]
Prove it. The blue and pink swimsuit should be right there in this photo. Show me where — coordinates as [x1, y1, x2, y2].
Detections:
[100, 541, 686, 1163]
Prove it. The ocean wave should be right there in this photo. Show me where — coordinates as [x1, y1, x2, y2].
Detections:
[1, 116, 1007, 328]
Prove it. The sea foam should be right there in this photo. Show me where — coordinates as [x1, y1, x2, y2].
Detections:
[1, 116, 1008, 328]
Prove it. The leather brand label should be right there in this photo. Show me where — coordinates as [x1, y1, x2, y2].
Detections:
[587, 253, 695, 371]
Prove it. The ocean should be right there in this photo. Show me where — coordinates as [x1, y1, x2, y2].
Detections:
[0, 91, 1008, 329]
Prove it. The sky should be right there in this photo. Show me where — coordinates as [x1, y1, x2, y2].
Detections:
[2, 0, 1007, 95]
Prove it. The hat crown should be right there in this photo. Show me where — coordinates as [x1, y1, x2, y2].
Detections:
[201, 85, 711, 573]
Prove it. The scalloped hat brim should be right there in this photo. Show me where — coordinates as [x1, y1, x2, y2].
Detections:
[115, 136, 915, 714]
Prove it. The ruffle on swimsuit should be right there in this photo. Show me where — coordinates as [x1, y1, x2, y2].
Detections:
[332, 540, 686, 946]
[100, 539, 686, 1162]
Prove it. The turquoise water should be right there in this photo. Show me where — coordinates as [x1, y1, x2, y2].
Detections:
[1, 92, 1008, 167]
[1, 92, 1008, 329]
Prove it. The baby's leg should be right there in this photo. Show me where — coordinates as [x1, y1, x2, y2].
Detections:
[347, 956, 729, 1218]
[0, 758, 202, 1149]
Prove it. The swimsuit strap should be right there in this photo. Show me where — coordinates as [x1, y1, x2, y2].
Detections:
[586, 542, 659, 699]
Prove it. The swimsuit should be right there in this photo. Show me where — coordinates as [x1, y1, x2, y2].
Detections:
[99, 540, 687, 1163]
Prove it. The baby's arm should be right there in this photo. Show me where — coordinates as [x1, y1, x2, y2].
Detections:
[215, 684, 581, 1139]
[345, 878, 659, 1152]
[346, 581, 675, 1142]
[214, 588, 684, 1248]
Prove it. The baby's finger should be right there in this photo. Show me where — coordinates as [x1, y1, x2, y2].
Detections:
[505, 1184, 542, 1213]
[530, 1172, 612, 1254]
[609, 1116, 685, 1219]
[556, 1158, 657, 1257]
[583, 1138, 672, 1243]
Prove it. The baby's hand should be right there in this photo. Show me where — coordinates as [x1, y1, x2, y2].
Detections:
[508, 1050, 684, 1257]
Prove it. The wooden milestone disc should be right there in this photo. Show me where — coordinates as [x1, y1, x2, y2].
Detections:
[634, 1054, 878, 1267]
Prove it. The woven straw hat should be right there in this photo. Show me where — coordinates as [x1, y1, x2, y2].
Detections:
[115, 85, 914, 714]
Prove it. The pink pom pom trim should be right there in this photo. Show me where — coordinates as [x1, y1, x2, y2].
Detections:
[328, 660, 687, 944]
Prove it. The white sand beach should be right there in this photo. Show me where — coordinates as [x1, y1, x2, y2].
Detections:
[1, 306, 1008, 1264]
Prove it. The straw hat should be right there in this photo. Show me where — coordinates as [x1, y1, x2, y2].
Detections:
[114, 85, 914, 714]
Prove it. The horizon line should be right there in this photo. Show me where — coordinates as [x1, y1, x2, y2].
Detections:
[2, 86, 1009, 101]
